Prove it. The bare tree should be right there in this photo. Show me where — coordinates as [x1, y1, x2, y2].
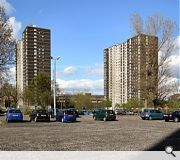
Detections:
[130, 13, 144, 35]
[0, 6, 15, 82]
[130, 13, 178, 104]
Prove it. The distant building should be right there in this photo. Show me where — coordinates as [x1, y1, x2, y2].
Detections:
[16, 40, 23, 107]
[169, 93, 180, 101]
[16, 25, 51, 108]
[57, 94, 105, 109]
[104, 34, 158, 108]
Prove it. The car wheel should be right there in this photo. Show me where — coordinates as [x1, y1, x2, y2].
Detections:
[141, 117, 145, 120]
[174, 117, 179, 122]
[103, 117, 106, 121]
[165, 119, 169, 122]
[149, 116, 152, 120]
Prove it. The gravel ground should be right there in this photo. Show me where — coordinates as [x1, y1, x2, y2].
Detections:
[0, 115, 179, 151]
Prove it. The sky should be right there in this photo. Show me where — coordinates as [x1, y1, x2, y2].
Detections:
[0, 0, 179, 95]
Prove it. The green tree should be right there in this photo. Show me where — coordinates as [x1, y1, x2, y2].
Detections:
[167, 100, 180, 110]
[99, 100, 112, 109]
[71, 93, 93, 110]
[121, 99, 143, 111]
[63, 95, 75, 109]
[24, 72, 51, 108]
[0, 82, 17, 107]
[115, 103, 121, 109]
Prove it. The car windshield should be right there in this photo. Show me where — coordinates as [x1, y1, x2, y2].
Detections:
[9, 109, 21, 113]
[155, 110, 161, 113]
[64, 110, 74, 115]
[68, 108, 76, 111]
[106, 110, 114, 114]
[143, 109, 149, 112]
[37, 110, 47, 114]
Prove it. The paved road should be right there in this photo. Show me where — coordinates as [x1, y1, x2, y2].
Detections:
[0, 115, 179, 151]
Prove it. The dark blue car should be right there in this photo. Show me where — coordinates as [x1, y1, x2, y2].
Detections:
[6, 108, 23, 122]
[56, 109, 76, 123]
[164, 110, 180, 122]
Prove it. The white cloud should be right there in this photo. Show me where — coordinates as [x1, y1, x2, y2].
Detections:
[169, 36, 180, 79]
[159, 36, 180, 79]
[159, 36, 180, 96]
[8, 66, 16, 83]
[1, 66, 16, 83]
[56, 79, 104, 95]
[165, 77, 180, 96]
[61, 66, 77, 76]
[174, 36, 180, 55]
[169, 54, 180, 78]
[0, 0, 15, 14]
[8, 17, 22, 39]
[85, 63, 103, 77]
[0, 0, 22, 39]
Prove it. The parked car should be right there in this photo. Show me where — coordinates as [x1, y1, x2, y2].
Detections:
[93, 109, 116, 121]
[92, 108, 103, 114]
[126, 110, 135, 115]
[56, 109, 76, 123]
[6, 108, 23, 122]
[115, 109, 127, 115]
[140, 109, 164, 120]
[164, 110, 180, 122]
[78, 110, 89, 116]
[29, 109, 50, 122]
[68, 108, 79, 117]
[0, 108, 7, 116]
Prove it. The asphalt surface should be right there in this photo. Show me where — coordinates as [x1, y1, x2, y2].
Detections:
[0, 115, 179, 151]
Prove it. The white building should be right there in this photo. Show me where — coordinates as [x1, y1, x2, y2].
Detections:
[104, 34, 158, 109]
[16, 40, 24, 108]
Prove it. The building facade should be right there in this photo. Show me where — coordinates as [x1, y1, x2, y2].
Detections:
[16, 25, 51, 108]
[16, 40, 24, 107]
[104, 34, 158, 108]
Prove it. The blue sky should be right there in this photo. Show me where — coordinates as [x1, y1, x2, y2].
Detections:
[1, 0, 179, 94]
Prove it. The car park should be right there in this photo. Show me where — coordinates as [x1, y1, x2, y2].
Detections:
[140, 109, 164, 120]
[29, 109, 50, 122]
[6, 108, 23, 122]
[56, 109, 76, 123]
[93, 109, 116, 121]
[164, 110, 180, 122]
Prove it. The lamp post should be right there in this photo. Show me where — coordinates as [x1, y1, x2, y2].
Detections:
[51, 56, 60, 117]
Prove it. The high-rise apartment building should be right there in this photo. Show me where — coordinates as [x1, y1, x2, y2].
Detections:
[16, 25, 51, 108]
[16, 40, 23, 107]
[104, 34, 158, 108]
